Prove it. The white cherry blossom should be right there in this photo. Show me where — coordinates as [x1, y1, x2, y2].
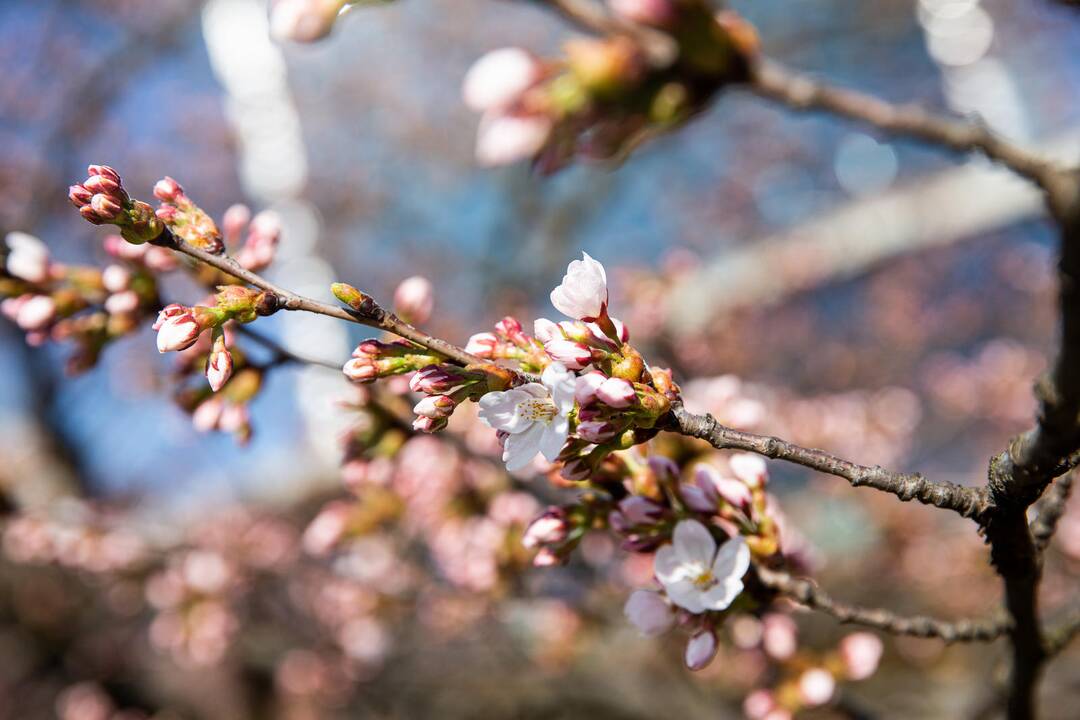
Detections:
[478, 362, 576, 471]
[550, 252, 608, 321]
[655, 519, 750, 614]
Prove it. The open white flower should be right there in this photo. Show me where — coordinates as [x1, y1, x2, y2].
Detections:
[478, 362, 576, 471]
[655, 519, 750, 614]
[5, 231, 50, 284]
[550, 252, 608, 321]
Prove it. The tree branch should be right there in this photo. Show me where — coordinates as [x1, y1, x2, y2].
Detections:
[666, 403, 991, 521]
[1045, 604, 1080, 657]
[755, 567, 1011, 642]
[1030, 471, 1075, 552]
[746, 58, 1078, 217]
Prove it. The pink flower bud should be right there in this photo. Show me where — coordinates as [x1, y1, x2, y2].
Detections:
[522, 508, 570, 549]
[15, 294, 55, 331]
[343, 356, 377, 383]
[104, 290, 139, 315]
[465, 332, 498, 358]
[762, 613, 798, 660]
[90, 193, 122, 220]
[533, 318, 559, 344]
[681, 484, 717, 514]
[618, 496, 664, 525]
[596, 377, 635, 408]
[270, 0, 345, 43]
[192, 397, 224, 432]
[609, 0, 679, 28]
[413, 394, 456, 419]
[5, 232, 50, 284]
[206, 334, 234, 392]
[798, 668, 835, 707]
[696, 465, 753, 511]
[587, 316, 629, 344]
[730, 453, 768, 488]
[83, 174, 123, 197]
[412, 415, 448, 433]
[550, 252, 608, 322]
[462, 47, 544, 112]
[623, 589, 675, 636]
[219, 402, 250, 434]
[495, 316, 527, 344]
[222, 204, 251, 245]
[79, 204, 104, 225]
[577, 420, 617, 443]
[68, 184, 93, 208]
[410, 365, 463, 394]
[475, 111, 553, 167]
[101, 264, 131, 293]
[648, 455, 680, 483]
[839, 632, 883, 681]
[87, 165, 121, 184]
[544, 338, 592, 370]
[393, 275, 434, 324]
[154, 305, 202, 353]
[560, 458, 591, 481]
[685, 629, 719, 671]
[153, 176, 184, 202]
[574, 371, 606, 406]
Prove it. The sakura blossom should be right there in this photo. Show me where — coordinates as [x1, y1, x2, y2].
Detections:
[550, 252, 608, 321]
[5, 231, 50, 283]
[462, 47, 544, 112]
[654, 519, 750, 614]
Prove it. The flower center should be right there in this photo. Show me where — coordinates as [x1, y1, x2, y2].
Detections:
[691, 566, 717, 591]
[521, 398, 557, 424]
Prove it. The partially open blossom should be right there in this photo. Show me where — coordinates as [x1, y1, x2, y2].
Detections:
[522, 508, 570, 549]
[478, 362, 576, 472]
[574, 371, 607, 405]
[475, 111, 553, 167]
[655, 519, 750, 614]
[270, 0, 347, 42]
[465, 332, 498, 358]
[343, 356, 377, 383]
[206, 332, 234, 392]
[624, 589, 676, 636]
[544, 338, 592, 370]
[696, 465, 753, 511]
[463, 47, 545, 112]
[685, 629, 719, 671]
[798, 668, 836, 707]
[393, 276, 434, 324]
[5, 232, 50, 283]
[154, 304, 202, 353]
[413, 394, 456, 420]
[550, 252, 608, 321]
[838, 632, 883, 680]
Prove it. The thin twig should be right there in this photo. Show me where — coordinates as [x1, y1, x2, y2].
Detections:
[1030, 472, 1075, 552]
[756, 567, 1011, 642]
[666, 403, 991, 521]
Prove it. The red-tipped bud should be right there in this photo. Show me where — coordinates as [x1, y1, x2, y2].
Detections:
[153, 176, 185, 202]
[90, 193, 123, 220]
[343, 356, 377, 383]
[206, 332, 234, 392]
[68, 184, 93, 208]
[409, 365, 464, 394]
[544, 338, 592, 370]
[413, 394, 456, 420]
[465, 332, 498, 358]
[577, 420, 617, 443]
[412, 415, 448, 433]
[154, 305, 203, 353]
[596, 376, 635, 407]
[522, 508, 570, 549]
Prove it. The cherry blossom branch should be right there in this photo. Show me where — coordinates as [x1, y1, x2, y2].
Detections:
[666, 403, 991, 521]
[1030, 471, 1075, 552]
[153, 228, 485, 368]
[755, 567, 1011, 643]
[745, 58, 1079, 217]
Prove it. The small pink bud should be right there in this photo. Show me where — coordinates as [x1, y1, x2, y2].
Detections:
[798, 668, 836, 707]
[623, 589, 675, 636]
[648, 455, 680, 483]
[544, 338, 592, 370]
[618, 496, 664, 525]
[206, 334, 234, 392]
[90, 193, 122, 220]
[154, 305, 201, 353]
[495, 316, 527, 344]
[743, 689, 779, 720]
[574, 371, 606, 406]
[596, 376, 635, 408]
[153, 176, 184, 202]
[343, 357, 377, 383]
[577, 420, 617, 443]
[730, 453, 768, 488]
[587, 316, 629, 344]
[685, 630, 719, 671]
[838, 632, 883, 681]
[522, 508, 570, 548]
[101, 264, 131, 293]
[560, 458, 591, 481]
[532, 547, 563, 567]
[79, 204, 104, 225]
[87, 165, 121, 184]
[412, 415, 448, 433]
[462, 47, 544, 112]
[15, 295, 56, 331]
[83, 174, 122, 196]
[533, 318, 559, 344]
[413, 394, 456, 419]
[681, 484, 717, 514]
[475, 111, 553, 167]
[697, 466, 753, 511]
[393, 275, 434, 324]
[410, 365, 463, 394]
[222, 204, 251, 245]
[465, 332, 498, 358]
[68, 184, 93, 208]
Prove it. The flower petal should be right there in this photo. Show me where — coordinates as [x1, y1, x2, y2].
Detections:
[478, 388, 534, 433]
[654, 544, 688, 585]
[664, 578, 706, 614]
[700, 577, 744, 611]
[539, 421, 568, 462]
[711, 535, 750, 583]
[504, 423, 545, 471]
[673, 519, 717, 566]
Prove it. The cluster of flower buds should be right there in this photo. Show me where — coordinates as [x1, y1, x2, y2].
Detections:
[461, 5, 760, 170]
[69, 165, 164, 244]
[153, 176, 225, 254]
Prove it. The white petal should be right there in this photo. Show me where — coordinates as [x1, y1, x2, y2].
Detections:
[673, 519, 717, 566]
[542, 362, 578, 412]
[623, 590, 675, 636]
[538, 422, 568, 462]
[654, 545, 689, 585]
[478, 389, 534, 433]
[700, 577, 744, 611]
[582, 251, 607, 285]
[504, 424, 544, 471]
[664, 579, 707, 614]
[711, 535, 750, 583]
